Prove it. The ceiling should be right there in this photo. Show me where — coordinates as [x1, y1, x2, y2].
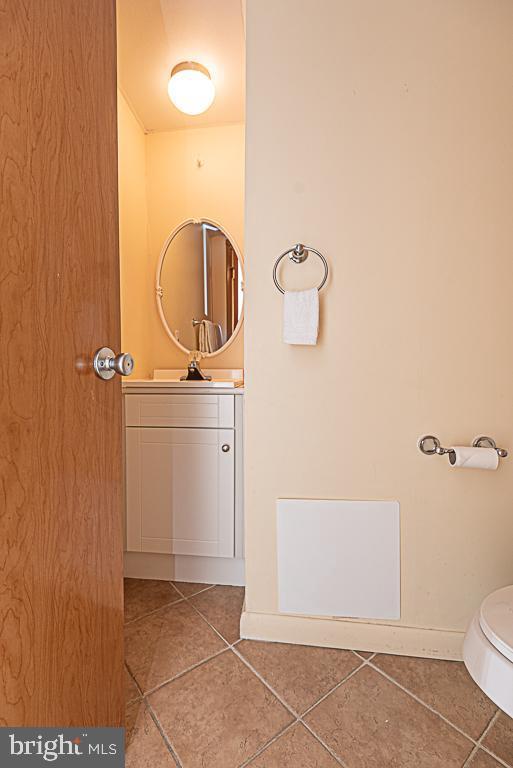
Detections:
[117, 0, 245, 132]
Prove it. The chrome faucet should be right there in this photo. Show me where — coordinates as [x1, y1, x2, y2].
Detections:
[180, 352, 212, 381]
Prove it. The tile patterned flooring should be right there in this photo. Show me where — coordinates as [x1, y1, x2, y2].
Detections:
[124, 578, 513, 768]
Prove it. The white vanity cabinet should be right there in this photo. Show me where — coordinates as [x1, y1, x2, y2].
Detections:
[123, 384, 244, 584]
[126, 425, 235, 557]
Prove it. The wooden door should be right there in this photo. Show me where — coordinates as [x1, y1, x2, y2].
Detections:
[126, 427, 235, 558]
[0, 1, 123, 726]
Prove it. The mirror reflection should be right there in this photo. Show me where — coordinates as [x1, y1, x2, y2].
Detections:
[158, 220, 243, 354]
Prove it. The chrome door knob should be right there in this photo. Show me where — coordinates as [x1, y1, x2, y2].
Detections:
[108, 352, 134, 376]
[93, 347, 134, 380]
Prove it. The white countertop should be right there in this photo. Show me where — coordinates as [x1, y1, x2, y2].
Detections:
[123, 379, 244, 395]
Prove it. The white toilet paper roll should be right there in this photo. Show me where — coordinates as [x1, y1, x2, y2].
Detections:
[449, 446, 499, 470]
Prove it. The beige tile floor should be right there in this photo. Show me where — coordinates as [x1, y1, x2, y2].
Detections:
[124, 578, 513, 768]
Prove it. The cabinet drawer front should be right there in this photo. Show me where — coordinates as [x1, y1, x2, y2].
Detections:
[126, 427, 235, 558]
[125, 394, 234, 428]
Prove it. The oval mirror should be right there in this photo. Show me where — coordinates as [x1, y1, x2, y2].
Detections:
[156, 219, 244, 356]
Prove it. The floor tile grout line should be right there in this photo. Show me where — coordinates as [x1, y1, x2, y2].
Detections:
[479, 744, 513, 768]
[124, 596, 186, 627]
[467, 708, 500, 765]
[237, 717, 349, 768]
[170, 582, 216, 600]
[168, 582, 187, 600]
[125, 662, 145, 703]
[367, 659, 482, 747]
[144, 632, 350, 768]
[301, 719, 350, 768]
[462, 746, 480, 767]
[478, 709, 501, 744]
[126, 583, 234, 697]
[300, 660, 367, 719]
[144, 646, 511, 768]
[464, 733, 513, 768]
[302, 655, 505, 765]
[131, 648, 513, 768]
[462, 741, 483, 767]
[124, 599, 185, 626]
[237, 721, 298, 768]
[141, 631, 358, 768]
[143, 617, 365, 767]
[142, 647, 230, 698]
[232, 645, 367, 723]
[185, 593, 239, 647]
[302, 655, 505, 768]
[473, 710, 513, 768]
[462, 710, 499, 768]
[123, 580, 217, 626]
[128, 585, 322, 767]
[233, 645, 347, 766]
[145, 698, 184, 768]
[367, 661, 513, 768]
[132, 604, 243, 701]
[140, 637, 248, 764]
[230, 645, 301, 718]
[353, 651, 377, 661]
[231, 645, 360, 768]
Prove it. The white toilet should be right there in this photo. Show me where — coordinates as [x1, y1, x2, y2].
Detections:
[463, 585, 513, 717]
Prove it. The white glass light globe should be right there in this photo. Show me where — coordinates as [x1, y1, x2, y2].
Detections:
[167, 64, 215, 116]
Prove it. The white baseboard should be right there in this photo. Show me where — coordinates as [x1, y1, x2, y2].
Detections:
[240, 610, 465, 661]
[124, 551, 245, 586]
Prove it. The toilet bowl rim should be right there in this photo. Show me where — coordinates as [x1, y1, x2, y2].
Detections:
[479, 584, 513, 664]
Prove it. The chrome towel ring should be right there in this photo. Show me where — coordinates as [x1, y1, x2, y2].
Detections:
[273, 243, 329, 294]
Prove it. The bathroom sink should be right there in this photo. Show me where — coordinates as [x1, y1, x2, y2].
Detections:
[151, 368, 243, 387]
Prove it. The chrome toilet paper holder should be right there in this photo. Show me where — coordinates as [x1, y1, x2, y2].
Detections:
[418, 435, 508, 460]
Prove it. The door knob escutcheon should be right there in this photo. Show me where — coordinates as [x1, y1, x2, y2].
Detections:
[93, 347, 134, 380]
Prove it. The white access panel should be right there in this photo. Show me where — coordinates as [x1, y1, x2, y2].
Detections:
[277, 499, 400, 620]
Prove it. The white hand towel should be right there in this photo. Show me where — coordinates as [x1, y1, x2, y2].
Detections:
[449, 446, 499, 470]
[283, 288, 319, 345]
[199, 320, 222, 353]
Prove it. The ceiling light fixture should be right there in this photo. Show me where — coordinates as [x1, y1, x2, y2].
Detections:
[167, 61, 215, 116]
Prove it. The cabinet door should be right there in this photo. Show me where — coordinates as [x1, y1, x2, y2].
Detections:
[126, 427, 235, 557]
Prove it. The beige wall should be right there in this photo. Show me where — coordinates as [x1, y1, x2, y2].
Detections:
[146, 124, 245, 374]
[118, 90, 151, 378]
[243, 0, 513, 658]
[118, 99, 245, 376]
